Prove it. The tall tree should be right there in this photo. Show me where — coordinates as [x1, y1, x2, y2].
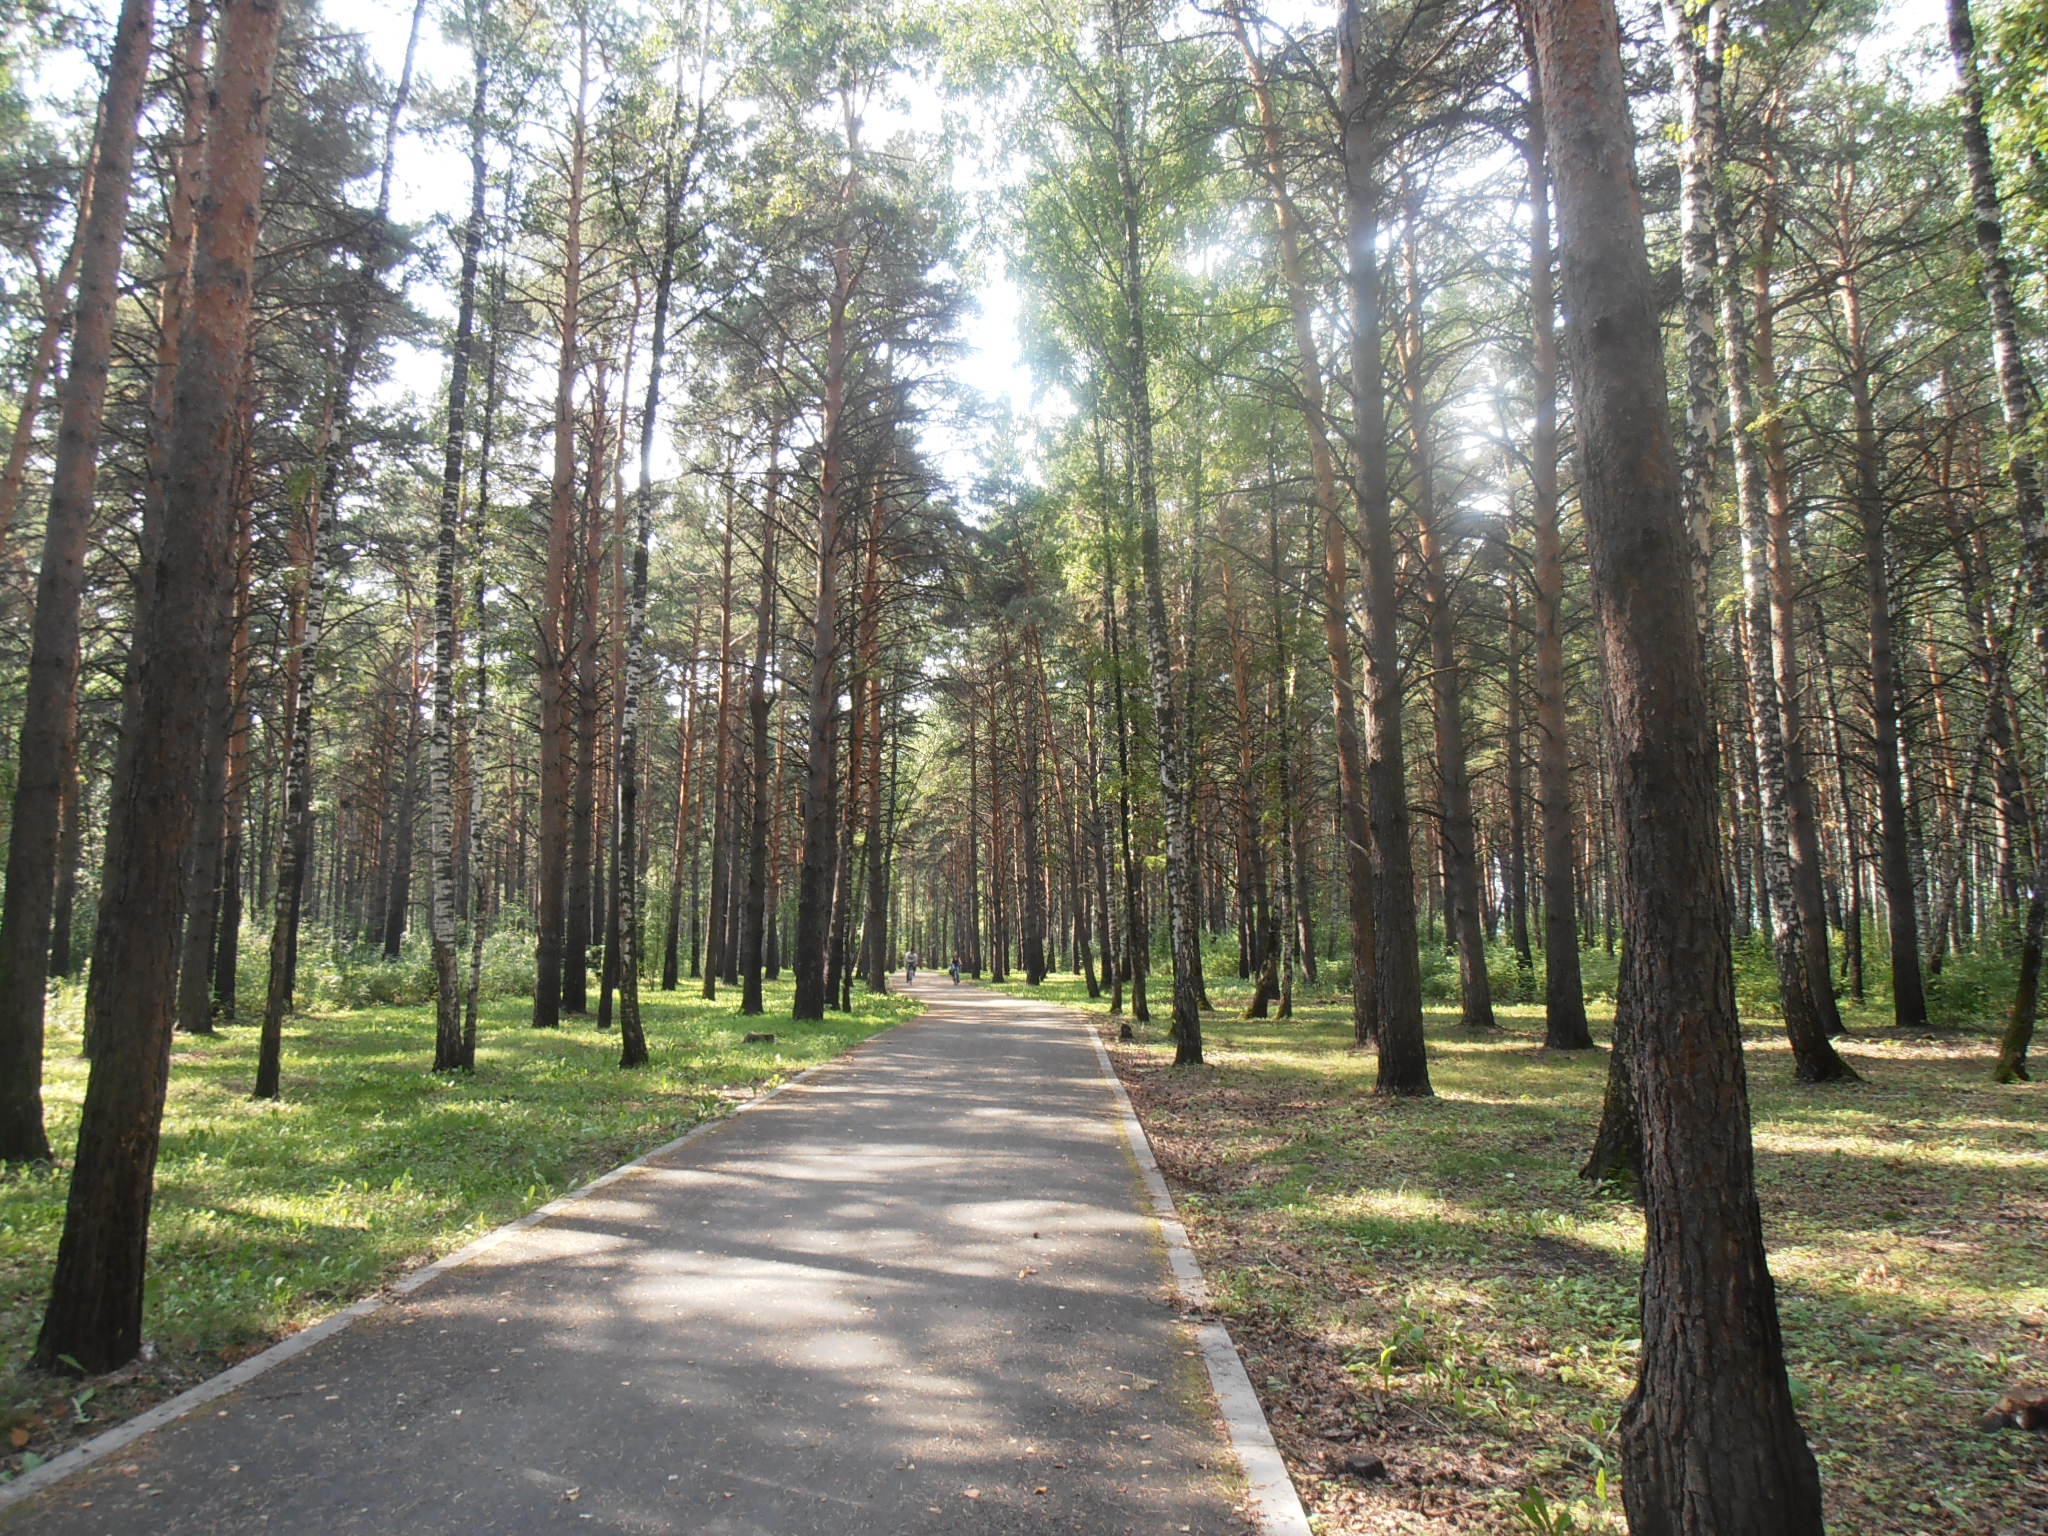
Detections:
[0, 0, 156, 1163]
[1517, 5, 1592, 1051]
[35, 0, 285, 1373]
[1950, 0, 2046, 1082]
[429, 23, 492, 1074]
[1342, 0, 1428, 1095]
[533, 13, 592, 1031]
[1527, 0, 1824, 1527]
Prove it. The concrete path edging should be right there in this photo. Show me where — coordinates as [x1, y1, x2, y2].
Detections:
[1079, 1015, 1315, 1536]
[0, 1047, 851, 1516]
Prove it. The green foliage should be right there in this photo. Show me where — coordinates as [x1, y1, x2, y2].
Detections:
[287, 928, 539, 1013]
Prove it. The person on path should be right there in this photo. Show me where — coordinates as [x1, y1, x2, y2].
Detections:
[904, 950, 919, 985]
[949, 958, 961, 984]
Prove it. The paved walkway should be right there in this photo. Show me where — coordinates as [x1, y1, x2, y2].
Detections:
[8, 982, 1256, 1534]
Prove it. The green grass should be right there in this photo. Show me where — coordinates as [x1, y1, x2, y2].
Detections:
[1, 974, 917, 1474]
[989, 966, 2047, 1536]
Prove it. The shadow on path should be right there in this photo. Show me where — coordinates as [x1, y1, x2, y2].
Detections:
[8, 982, 1250, 1535]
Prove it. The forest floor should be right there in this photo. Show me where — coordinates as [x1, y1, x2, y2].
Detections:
[991, 968, 2048, 1536]
[0, 976, 919, 1485]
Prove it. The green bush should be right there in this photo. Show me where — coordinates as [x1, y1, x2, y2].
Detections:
[1487, 942, 1539, 1006]
[1922, 936, 2019, 1029]
[1417, 945, 1456, 1002]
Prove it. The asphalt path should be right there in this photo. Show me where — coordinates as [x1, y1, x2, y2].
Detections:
[8, 979, 1253, 1534]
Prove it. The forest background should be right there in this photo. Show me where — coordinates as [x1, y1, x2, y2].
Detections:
[0, 0, 2044, 1530]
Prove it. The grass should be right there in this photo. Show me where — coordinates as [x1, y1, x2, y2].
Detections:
[987, 964, 2048, 1536]
[0, 972, 918, 1478]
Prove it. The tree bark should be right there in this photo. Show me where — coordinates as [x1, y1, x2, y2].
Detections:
[1838, 261, 1929, 1033]
[533, 21, 590, 1030]
[256, 0, 425, 1088]
[34, 0, 281, 1371]
[1949, 0, 2046, 1080]
[1342, 0, 1428, 1094]
[1528, 0, 1825, 1526]
[1230, 4, 1373, 1043]
[1516, 7, 1598, 1065]
[1401, 196, 1493, 1031]
[793, 89, 859, 1022]
[174, 389, 254, 1038]
[0, 0, 156, 1162]
[1112, 47, 1202, 1062]
[428, 45, 489, 1072]
[739, 441, 780, 1018]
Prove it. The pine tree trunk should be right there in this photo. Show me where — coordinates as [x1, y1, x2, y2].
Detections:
[1342, 1, 1427, 1094]
[48, 728, 81, 981]
[257, 0, 425, 1086]
[738, 450, 779, 1019]
[858, 472, 892, 993]
[1230, 4, 1372, 1042]
[1529, 0, 1825, 1525]
[0, 0, 156, 1162]
[533, 23, 590, 1031]
[1838, 263, 1929, 1032]
[1751, 167, 1847, 1038]
[1520, 13, 1593, 1053]
[34, 0, 280, 1370]
[564, 401, 610, 1015]
[793, 95, 859, 1022]
[1704, 35, 1851, 1077]
[1504, 572, 1533, 975]
[663, 619, 702, 991]
[1949, 0, 2046, 1081]
[702, 492, 740, 1000]
[175, 401, 254, 1037]
[381, 691, 421, 959]
[1402, 200, 1493, 1031]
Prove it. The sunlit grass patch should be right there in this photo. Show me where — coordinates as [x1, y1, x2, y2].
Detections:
[1, 974, 916, 1476]
[996, 965, 2048, 1536]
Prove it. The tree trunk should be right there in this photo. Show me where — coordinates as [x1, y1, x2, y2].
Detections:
[1703, 42, 1852, 1077]
[1401, 196, 1493, 1031]
[1949, 0, 2046, 1081]
[739, 442, 779, 1019]
[533, 22, 589, 1031]
[793, 90, 860, 1022]
[1751, 160, 1847, 1039]
[427, 46, 489, 1070]
[0, 0, 156, 1162]
[1117, 145, 1200, 1059]
[565, 381, 611, 1015]
[1838, 263, 1928, 1032]
[1230, 3, 1372, 1043]
[381, 683, 421, 959]
[663, 617, 703, 991]
[175, 396, 254, 1037]
[1520, 11, 1592, 1053]
[34, 0, 280, 1371]
[1342, 1, 1427, 1094]
[257, 0, 425, 1086]
[1529, 0, 1826, 1527]
[1504, 567, 1533, 975]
